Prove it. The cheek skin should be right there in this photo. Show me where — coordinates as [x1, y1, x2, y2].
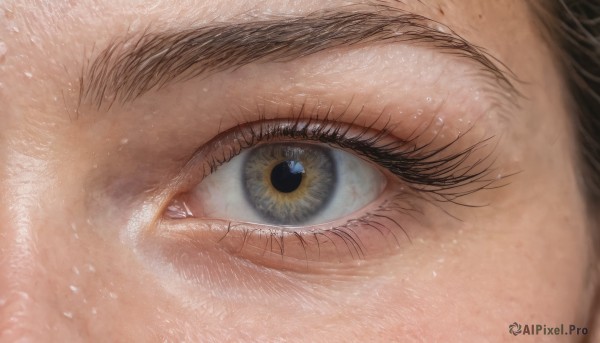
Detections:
[0, 0, 595, 342]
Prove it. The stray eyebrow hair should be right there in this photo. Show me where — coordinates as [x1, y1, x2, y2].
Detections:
[80, 8, 518, 109]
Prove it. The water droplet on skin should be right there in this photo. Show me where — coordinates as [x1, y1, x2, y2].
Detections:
[425, 97, 432, 103]
[16, 291, 30, 300]
[432, 23, 448, 33]
[24, 72, 32, 78]
[29, 35, 41, 47]
[91, 308, 97, 315]
[62, 312, 73, 319]
[72, 266, 80, 275]
[87, 264, 96, 273]
[119, 138, 129, 145]
[0, 298, 6, 307]
[109, 292, 118, 299]
[69, 285, 79, 294]
[452, 239, 458, 244]
[432, 271, 437, 278]
[436, 117, 444, 126]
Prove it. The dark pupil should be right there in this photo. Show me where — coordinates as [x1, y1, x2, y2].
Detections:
[270, 161, 304, 193]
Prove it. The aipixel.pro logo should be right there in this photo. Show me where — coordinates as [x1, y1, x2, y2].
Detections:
[508, 322, 588, 336]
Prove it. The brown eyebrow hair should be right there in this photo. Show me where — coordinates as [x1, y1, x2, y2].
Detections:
[79, 8, 519, 109]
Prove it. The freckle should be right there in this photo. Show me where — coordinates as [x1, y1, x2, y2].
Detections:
[0, 41, 7, 62]
[62, 311, 73, 319]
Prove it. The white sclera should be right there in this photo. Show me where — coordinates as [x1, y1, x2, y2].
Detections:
[193, 144, 386, 226]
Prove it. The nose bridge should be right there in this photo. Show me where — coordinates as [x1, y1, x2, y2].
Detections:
[0, 153, 75, 342]
[0, 158, 45, 341]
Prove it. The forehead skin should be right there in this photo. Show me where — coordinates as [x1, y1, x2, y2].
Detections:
[0, 0, 595, 342]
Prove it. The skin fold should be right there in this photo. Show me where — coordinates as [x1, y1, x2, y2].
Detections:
[0, 0, 598, 342]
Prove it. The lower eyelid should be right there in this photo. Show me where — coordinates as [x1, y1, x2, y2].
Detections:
[155, 187, 423, 272]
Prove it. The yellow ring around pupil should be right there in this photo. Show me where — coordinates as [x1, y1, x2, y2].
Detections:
[263, 160, 309, 202]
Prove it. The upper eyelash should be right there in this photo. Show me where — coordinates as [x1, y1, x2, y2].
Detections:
[199, 109, 504, 206]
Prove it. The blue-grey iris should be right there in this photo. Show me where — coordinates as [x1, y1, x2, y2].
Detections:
[242, 143, 337, 225]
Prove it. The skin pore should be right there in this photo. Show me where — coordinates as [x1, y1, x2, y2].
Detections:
[0, 0, 598, 342]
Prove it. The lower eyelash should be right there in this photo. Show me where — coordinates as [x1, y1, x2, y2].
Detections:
[210, 189, 423, 269]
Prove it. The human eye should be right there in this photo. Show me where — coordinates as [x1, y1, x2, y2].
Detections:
[187, 140, 385, 226]
[155, 109, 495, 272]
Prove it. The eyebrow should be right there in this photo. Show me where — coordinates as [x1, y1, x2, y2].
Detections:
[80, 8, 519, 109]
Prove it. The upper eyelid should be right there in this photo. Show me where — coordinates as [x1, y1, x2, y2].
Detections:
[78, 8, 519, 110]
[176, 115, 502, 207]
